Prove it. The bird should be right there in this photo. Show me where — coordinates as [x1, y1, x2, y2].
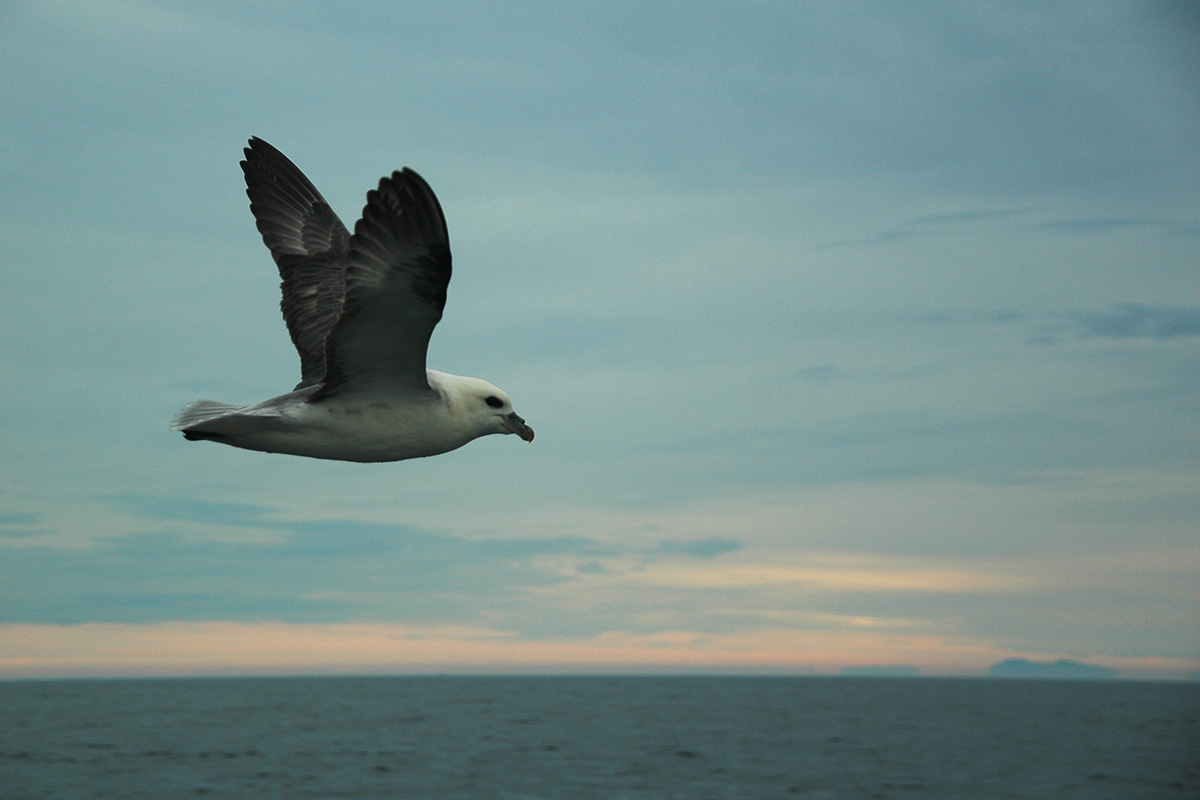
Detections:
[170, 137, 534, 462]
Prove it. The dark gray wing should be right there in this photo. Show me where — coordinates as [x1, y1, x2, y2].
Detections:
[241, 137, 351, 389]
[309, 168, 452, 401]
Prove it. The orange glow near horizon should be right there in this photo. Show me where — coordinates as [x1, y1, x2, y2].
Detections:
[1, 622, 1193, 680]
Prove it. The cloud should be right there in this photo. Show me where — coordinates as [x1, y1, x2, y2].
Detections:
[811, 230, 915, 251]
[907, 209, 1022, 226]
[1034, 218, 1164, 234]
[0, 495, 748, 626]
[652, 538, 742, 559]
[592, 560, 1031, 594]
[0, 512, 39, 539]
[110, 496, 278, 527]
[0, 525, 572, 625]
[1069, 304, 1200, 340]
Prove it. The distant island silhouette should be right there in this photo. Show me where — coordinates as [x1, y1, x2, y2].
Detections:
[988, 658, 1118, 680]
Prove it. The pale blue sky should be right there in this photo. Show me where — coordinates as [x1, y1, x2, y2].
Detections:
[1, 1, 1197, 677]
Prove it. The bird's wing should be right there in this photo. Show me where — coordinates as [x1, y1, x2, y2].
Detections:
[309, 168, 452, 401]
[241, 137, 351, 389]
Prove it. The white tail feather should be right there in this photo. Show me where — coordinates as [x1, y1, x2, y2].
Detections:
[170, 400, 245, 431]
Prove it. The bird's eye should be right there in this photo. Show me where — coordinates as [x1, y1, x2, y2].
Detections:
[485, 395, 503, 409]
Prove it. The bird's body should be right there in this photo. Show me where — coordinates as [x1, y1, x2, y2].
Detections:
[171, 138, 533, 462]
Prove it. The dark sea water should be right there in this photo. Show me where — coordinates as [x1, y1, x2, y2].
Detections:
[0, 676, 1196, 799]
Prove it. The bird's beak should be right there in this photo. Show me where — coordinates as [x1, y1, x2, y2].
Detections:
[501, 412, 535, 442]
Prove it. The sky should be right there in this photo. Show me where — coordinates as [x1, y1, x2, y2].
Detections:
[0, 0, 1197, 679]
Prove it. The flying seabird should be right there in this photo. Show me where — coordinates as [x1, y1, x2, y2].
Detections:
[170, 137, 534, 462]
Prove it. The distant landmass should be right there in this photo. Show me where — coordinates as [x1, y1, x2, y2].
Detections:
[988, 658, 1118, 680]
[842, 665, 923, 677]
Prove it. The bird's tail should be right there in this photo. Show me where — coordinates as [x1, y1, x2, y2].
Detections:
[170, 400, 247, 440]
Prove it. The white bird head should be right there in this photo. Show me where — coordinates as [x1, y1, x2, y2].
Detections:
[429, 371, 535, 444]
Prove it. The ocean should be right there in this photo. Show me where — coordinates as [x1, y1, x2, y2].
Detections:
[1, 676, 1195, 799]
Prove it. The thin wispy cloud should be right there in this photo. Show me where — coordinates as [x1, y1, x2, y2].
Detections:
[1070, 304, 1200, 340]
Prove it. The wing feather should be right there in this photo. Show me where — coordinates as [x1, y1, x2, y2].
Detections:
[311, 168, 452, 400]
[241, 137, 351, 388]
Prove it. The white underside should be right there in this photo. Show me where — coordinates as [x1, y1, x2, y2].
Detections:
[172, 371, 499, 463]
[228, 397, 477, 462]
